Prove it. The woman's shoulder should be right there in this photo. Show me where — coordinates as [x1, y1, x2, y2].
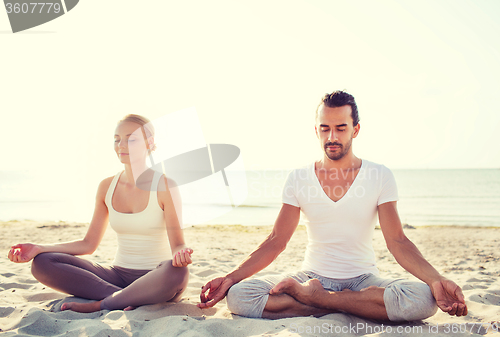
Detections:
[101, 172, 120, 187]
[157, 174, 179, 192]
[95, 174, 120, 199]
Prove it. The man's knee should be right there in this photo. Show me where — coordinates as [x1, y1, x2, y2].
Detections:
[384, 282, 438, 321]
[226, 280, 269, 318]
[226, 283, 250, 316]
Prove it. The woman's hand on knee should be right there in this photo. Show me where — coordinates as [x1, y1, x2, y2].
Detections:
[8, 243, 42, 263]
[172, 248, 193, 267]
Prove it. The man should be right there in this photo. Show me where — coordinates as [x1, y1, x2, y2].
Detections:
[198, 90, 467, 321]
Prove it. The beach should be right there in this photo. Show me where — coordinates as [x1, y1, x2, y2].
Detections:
[1, 220, 499, 336]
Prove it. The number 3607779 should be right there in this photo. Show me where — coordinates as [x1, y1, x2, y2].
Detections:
[5, 3, 62, 14]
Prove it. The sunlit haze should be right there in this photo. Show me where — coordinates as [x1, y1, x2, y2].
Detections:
[2, 0, 499, 188]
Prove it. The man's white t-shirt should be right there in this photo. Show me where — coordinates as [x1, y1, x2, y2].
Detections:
[282, 160, 398, 279]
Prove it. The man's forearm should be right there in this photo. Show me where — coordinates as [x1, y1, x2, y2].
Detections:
[226, 233, 285, 284]
[389, 237, 444, 285]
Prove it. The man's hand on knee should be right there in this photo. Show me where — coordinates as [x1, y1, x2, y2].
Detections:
[198, 276, 235, 309]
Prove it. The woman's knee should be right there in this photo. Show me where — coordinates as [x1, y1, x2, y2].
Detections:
[157, 260, 189, 286]
[31, 252, 56, 282]
[156, 260, 189, 301]
[175, 265, 189, 289]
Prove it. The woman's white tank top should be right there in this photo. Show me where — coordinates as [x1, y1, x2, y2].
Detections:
[104, 171, 172, 269]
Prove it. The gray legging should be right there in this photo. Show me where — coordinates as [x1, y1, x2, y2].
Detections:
[31, 253, 189, 310]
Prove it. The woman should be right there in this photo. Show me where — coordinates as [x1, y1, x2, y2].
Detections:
[8, 114, 192, 313]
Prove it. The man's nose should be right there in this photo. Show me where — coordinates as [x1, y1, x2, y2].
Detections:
[328, 129, 337, 142]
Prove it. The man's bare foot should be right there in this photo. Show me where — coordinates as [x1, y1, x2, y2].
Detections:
[124, 306, 136, 311]
[61, 300, 102, 313]
[269, 277, 299, 296]
[270, 278, 327, 306]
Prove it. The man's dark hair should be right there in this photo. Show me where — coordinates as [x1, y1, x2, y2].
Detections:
[315, 90, 359, 126]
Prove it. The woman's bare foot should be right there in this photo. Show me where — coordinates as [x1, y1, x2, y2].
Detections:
[270, 278, 327, 306]
[61, 300, 102, 313]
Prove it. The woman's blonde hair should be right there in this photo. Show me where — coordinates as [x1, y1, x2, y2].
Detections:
[119, 114, 157, 152]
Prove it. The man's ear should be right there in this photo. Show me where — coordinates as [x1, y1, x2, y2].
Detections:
[315, 125, 319, 139]
[353, 123, 361, 138]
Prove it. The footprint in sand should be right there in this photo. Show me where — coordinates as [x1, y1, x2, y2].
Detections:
[0, 306, 15, 318]
[23, 292, 66, 302]
[469, 293, 500, 305]
[16, 311, 64, 336]
[0, 283, 32, 291]
[463, 284, 488, 290]
[466, 277, 492, 283]
[19, 278, 39, 284]
[195, 270, 218, 278]
[463, 277, 494, 290]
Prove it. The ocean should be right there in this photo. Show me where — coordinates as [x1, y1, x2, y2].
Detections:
[0, 168, 499, 228]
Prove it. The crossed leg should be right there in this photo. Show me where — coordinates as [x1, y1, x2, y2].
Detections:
[227, 271, 437, 321]
[31, 253, 189, 313]
[261, 291, 334, 319]
[63, 260, 188, 313]
[227, 271, 334, 319]
[267, 278, 388, 320]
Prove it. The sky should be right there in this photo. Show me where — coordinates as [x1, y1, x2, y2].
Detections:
[1, 0, 499, 191]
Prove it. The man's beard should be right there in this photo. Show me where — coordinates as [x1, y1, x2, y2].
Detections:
[324, 139, 352, 161]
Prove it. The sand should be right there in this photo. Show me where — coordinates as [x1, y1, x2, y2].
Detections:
[0, 220, 499, 336]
